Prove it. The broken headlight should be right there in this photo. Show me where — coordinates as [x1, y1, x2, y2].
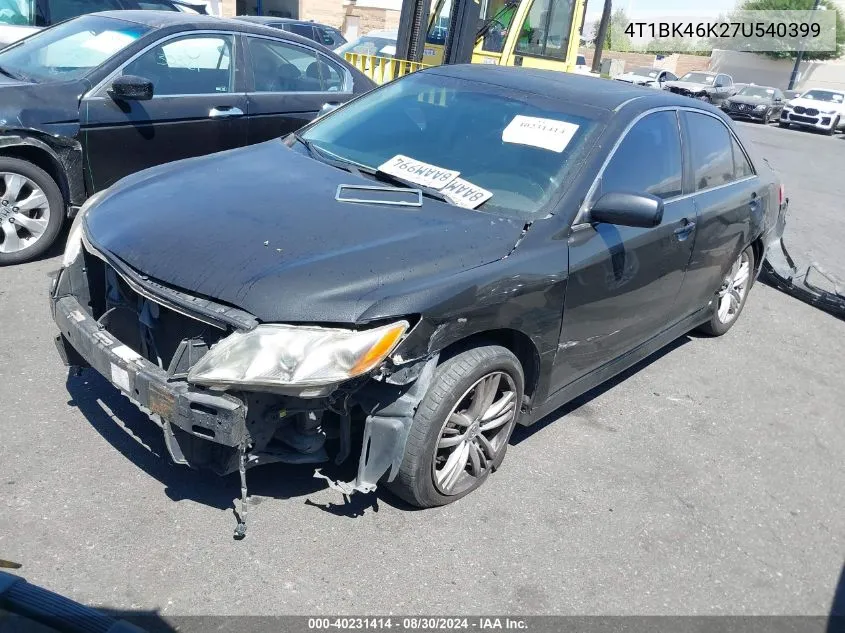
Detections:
[62, 190, 106, 268]
[187, 320, 409, 389]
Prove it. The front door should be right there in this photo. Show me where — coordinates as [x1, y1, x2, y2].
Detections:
[243, 35, 354, 145]
[81, 33, 248, 193]
[551, 109, 698, 387]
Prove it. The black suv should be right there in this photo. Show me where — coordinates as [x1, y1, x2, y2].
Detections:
[235, 16, 346, 48]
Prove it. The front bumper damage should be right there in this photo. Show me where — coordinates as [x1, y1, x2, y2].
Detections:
[51, 248, 439, 538]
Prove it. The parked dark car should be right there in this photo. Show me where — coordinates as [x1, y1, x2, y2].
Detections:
[235, 16, 346, 48]
[721, 85, 785, 123]
[663, 71, 736, 105]
[0, 11, 373, 264]
[51, 67, 786, 523]
[0, 0, 205, 47]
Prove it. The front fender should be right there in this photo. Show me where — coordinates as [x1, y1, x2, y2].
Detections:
[0, 130, 86, 210]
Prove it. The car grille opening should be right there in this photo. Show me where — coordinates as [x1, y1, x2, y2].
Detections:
[83, 250, 229, 373]
[789, 114, 819, 124]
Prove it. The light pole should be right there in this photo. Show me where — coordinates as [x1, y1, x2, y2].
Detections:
[591, 0, 612, 74]
[788, 0, 822, 91]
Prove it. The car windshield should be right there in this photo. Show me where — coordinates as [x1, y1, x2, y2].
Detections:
[801, 89, 844, 103]
[739, 86, 774, 98]
[301, 72, 602, 218]
[334, 34, 396, 58]
[630, 67, 659, 78]
[0, 15, 150, 82]
[681, 72, 715, 84]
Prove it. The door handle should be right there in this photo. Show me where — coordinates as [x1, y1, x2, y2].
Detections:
[673, 219, 696, 241]
[209, 106, 244, 118]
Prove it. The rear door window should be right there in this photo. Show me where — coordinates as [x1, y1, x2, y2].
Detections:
[248, 36, 343, 92]
[684, 112, 737, 191]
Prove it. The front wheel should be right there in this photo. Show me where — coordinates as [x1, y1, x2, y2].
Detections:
[0, 158, 65, 265]
[778, 121, 790, 129]
[387, 345, 524, 508]
[826, 117, 839, 136]
[697, 245, 755, 337]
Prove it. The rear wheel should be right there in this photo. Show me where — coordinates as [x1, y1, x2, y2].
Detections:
[387, 345, 524, 508]
[0, 158, 64, 265]
[697, 246, 754, 337]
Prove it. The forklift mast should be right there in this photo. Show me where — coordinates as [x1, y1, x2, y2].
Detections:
[396, 0, 481, 65]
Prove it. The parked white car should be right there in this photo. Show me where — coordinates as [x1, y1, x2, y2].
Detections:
[615, 66, 677, 88]
[779, 88, 845, 135]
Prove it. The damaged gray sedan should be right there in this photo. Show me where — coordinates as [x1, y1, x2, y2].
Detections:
[50, 66, 788, 536]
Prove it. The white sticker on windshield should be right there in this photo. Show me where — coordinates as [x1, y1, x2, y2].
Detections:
[378, 155, 460, 190]
[442, 177, 493, 209]
[502, 116, 580, 153]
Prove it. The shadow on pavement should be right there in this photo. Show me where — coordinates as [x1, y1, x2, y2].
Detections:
[510, 334, 692, 445]
[830, 563, 845, 632]
[65, 371, 372, 514]
[65, 332, 694, 515]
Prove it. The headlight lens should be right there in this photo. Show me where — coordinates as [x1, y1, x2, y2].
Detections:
[62, 190, 106, 268]
[821, 108, 837, 114]
[755, 104, 768, 110]
[187, 320, 409, 388]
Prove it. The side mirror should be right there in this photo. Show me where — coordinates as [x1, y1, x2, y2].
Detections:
[590, 192, 664, 228]
[108, 75, 153, 101]
[320, 102, 340, 116]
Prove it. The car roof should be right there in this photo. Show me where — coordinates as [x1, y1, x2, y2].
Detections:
[235, 16, 336, 27]
[425, 64, 709, 112]
[91, 10, 327, 40]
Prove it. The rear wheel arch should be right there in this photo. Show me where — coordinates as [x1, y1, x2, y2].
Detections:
[435, 329, 541, 404]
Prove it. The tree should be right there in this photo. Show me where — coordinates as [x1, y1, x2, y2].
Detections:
[593, 7, 632, 51]
[737, 0, 845, 60]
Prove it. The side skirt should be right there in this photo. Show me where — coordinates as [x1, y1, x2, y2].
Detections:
[519, 307, 710, 426]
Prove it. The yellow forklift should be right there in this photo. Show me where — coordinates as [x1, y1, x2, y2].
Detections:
[344, 0, 586, 83]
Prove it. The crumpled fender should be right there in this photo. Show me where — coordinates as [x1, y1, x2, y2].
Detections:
[0, 129, 86, 210]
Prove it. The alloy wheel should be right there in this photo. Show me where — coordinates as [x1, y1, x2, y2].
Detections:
[0, 172, 51, 254]
[716, 250, 751, 324]
[432, 371, 518, 496]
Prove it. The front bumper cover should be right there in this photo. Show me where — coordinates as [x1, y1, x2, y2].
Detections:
[53, 294, 248, 464]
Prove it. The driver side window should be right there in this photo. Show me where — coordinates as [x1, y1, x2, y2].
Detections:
[122, 35, 233, 96]
[597, 110, 683, 202]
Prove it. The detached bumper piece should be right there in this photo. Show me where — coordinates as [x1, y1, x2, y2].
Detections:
[762, 238, 845, 320]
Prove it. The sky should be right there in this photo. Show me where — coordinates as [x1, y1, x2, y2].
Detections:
[585, 0, 740, 20]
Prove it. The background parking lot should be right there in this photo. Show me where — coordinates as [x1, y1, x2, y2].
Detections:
[0, 122, 843, 617]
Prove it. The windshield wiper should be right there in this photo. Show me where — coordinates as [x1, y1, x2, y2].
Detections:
[367, 169, 451, 203]
[294, 134, 450, 204]
[0, 65, 26, 81]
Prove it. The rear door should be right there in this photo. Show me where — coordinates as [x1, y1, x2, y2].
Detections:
[672, 110, 764, 313]
[81, 32, 248, 192]
[552, 109, 698, 386]
[243, 34, 354, 144]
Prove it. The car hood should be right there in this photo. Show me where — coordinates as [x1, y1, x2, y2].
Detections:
[727, 95, 774, 105]
[663, 80, 713, 91]
[787, 97, 845, 111]
[84, 140, 525, 324]
[616, 73, 656, 84]
[0, 77, 85, 136]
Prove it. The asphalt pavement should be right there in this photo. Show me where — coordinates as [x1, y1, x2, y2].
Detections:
[0, 121, 843, 618]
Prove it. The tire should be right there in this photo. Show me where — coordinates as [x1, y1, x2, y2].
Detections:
[0, 157, 64, 265]
[696, 245, 755, 337]
[778, 121, 790, 129]
[826, 117, 839, 136]
[387, 344, 524, 508]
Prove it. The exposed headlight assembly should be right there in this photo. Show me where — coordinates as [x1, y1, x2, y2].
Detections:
[62, 190, 107, 268]
[188, 320, 409, 389]
[755, 104, 768, 110]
